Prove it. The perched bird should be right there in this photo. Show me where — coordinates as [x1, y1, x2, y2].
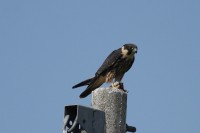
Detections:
[72, 43, 138, 98]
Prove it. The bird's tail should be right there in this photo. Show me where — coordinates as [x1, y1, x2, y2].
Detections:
[79, 86, 94, 98]
[72, 77, 94, 89]
[79, 76, 104, 98]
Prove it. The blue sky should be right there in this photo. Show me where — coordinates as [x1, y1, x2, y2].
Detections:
[0, 0, 200, 133]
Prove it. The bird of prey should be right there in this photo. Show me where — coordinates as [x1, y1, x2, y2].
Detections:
[72, 43, 138, 98]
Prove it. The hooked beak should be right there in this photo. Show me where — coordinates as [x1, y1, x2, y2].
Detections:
[134, 47, 137, 54]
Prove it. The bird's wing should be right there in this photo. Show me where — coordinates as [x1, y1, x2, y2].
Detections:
[96, 49, 121, 75]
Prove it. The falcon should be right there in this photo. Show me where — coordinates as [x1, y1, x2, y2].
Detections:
[72, 43, 138, 98]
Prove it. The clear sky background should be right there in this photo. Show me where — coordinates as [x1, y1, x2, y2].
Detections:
[0, 0, 200, 133]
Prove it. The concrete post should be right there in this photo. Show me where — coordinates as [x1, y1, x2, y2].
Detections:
[92, 87, 127, 133]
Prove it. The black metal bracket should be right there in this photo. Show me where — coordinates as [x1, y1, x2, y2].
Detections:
[126, 124, 136, 132]
[63, 105, 136, 133]
[63, 105, 105, 133]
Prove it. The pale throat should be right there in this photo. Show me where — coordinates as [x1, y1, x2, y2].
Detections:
[121, 46, 134, 59]
[121, 46, 128, 58]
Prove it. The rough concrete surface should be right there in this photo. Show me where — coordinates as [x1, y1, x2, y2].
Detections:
[92, 87, 127, 133]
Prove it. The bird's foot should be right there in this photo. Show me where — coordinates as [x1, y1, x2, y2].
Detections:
[111, 82, 120, 89]
[111, 82, 127, 92]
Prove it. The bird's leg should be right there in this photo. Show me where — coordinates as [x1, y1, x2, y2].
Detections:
[111, 81, 120, 89]
[111, 81, 127, 92]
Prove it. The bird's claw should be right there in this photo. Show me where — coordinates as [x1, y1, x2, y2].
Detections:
[111, 82, 127, 92]
[111, 82, 120, 89]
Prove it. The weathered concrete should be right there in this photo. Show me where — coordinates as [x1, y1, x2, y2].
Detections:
[92, 87, 127, 133]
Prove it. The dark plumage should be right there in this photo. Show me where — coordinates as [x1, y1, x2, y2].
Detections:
[73, 43, 138, 98]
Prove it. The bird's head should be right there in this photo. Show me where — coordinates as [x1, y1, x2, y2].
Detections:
[121, 43, 138, 57]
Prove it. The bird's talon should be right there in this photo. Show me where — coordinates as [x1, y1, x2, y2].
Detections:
[111, 82, 120, 89]
[110, 82, 127, 92]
